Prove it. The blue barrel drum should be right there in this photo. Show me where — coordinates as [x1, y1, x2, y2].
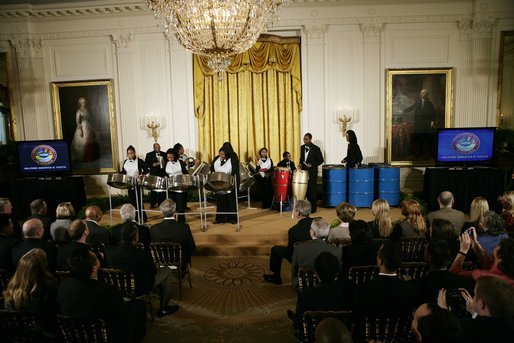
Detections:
[348, 166, 374, 207]
[322, 165, 347, 207]
[375, 166, 400, 206]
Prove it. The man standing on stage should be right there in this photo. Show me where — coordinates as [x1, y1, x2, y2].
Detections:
[145, 142, 166, 208]
[299, 133, 324, 213]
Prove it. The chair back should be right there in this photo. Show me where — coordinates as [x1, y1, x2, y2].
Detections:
[303, 310, 353, 343]
[135, 242, 146, 251]
[348, 265, 379, 285]
[57, 315, 108, 343]
[328, 239, 352, 247]
[0, 309, 41, 342]
[364, 314, 413, 343]
[397, 262, 428, 281]
[87, 243, 106, 258]
[400, 238, 427, 262]
[297, 267, 319, 292]
[293, 240, 311, 248]
[55, 270, 72, 282]
[98, 268, 136, 300]
[149, 242, 182, 267]
[0, 268, 12, 293]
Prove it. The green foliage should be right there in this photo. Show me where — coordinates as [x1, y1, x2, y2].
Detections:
[330, 218, 341, 229]
[76, 195, 129, 219]
[399, 191, 428, 215]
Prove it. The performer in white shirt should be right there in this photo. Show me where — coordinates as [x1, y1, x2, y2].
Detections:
[210, 145, 240, 224]
[120, 145, 148, 222]
[164, 148, 188, 222]
[255, 147, 274, 209]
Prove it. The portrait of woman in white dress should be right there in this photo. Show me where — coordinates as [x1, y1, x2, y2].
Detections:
[71, 97, 99, 163]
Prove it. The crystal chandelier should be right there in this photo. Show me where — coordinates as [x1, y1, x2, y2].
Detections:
[146, 0, 286, 77]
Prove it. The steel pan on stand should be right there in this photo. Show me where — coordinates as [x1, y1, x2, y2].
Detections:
[202, 173, 240, 232]
[106, 173, 141, 225]
[238, 162, 257, 210]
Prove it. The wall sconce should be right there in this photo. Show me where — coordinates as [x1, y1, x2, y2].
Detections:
[142, 113, 162, 143]
[336, 105, 353, 136]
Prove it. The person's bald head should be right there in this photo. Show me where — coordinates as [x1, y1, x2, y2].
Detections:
[438, 191, 454, 208]
[22, 218, 44, 239]
[85, 206, 102, 221]
[315, 317, 353, 343]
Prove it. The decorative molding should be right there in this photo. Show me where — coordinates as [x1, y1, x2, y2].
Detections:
[10, 38, 43, 58]
[360, 23, 384, 40]
[472, 18, 495, 39]
[111, 32, 135, 51]
[457, 19, 473, 40]
[302, 25, 328, 40]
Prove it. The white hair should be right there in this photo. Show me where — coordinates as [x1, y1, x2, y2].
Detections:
[311, 218, 330, 240]
[120, 203, 136, 221]
[160, 199, 176, 218]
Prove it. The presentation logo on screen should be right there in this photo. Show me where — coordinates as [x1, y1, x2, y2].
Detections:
[452, 133, 480, 154]
[31, 145, 57, 165]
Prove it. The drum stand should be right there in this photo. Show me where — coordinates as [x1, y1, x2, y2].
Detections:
[271, 194, 291, 216]
[107, 185, 122, 225]
[202, 175, 240, 232]
[107, 184, 143, 225]
[239, 191, 257, 210]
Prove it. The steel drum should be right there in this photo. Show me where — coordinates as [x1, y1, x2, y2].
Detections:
[247, 161, 257, 174]
[168, 174, 197, 193]
[292, 169, 309, 200]
[139, 175, 167, 191]
[192, 162, 211, 177]
[273, 167, 291, 202]
[238, 162, 255, 193]
[204, 172, 234, 193]
[107, 173, 136, 190]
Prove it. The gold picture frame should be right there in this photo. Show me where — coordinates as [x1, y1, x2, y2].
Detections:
[52, 79, 118, 174]
[386, 68, 453, 166]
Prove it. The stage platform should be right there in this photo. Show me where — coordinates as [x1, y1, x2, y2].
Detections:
[101, 201, 403, 256]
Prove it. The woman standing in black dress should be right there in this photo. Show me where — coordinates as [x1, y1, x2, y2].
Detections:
[210, 145, 240, 224]
[341, 130, 363, 168]
[120, 145, 148, 222]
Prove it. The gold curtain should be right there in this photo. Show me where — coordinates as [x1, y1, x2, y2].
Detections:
[193, 35, 302, 165]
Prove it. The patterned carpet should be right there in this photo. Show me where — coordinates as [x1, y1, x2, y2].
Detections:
[144, 256, 297, 343]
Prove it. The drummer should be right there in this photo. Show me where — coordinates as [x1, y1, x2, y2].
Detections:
[277, 151, 296, 171]
[210, 145, 240, 224]
[120, 145, 149, 222]
[145, 142, 166, 208]
[255, 147, 274, 209]
[164, 148, 188, 222]
[174, 143, 200, 169]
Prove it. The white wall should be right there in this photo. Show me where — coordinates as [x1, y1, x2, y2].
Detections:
[0, 0, 513, 196]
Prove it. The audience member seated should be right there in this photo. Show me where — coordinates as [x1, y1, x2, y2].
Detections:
[439, 276, 514, 343]
[426, 191, 468, 234]
[105, 222, 178, 317]
[0, 197, 22, 238]
[110, 204, 151, 248]
[368, 199, 393, 239]
[391, 199, 427, 239]
[50, 202, 74, 242]
[327, 202, 356, 242]
[57, 220, 91, 270]
[291, 218, 342, 291]
[449, 228, 514, 287]
[23, 199, 52, 241]
[3, 248, 58, 336]
[499, 191, 514, 232]
[315, 317, 353, 343]
[290, 251, 354, 331]
[150, 199, 196, 271]
[353, 241, 419, 315]
[85, 206, 110, 246]
[263, 199, 313, 285]
[0, 213, 19, 272]
[462, 196, 489, 233]
[342, 220, 380, 274]
[58, 249, 146, 343]
[11, 219, 57, 271]
[415, 239, 474, 303]
[411, 302, 461, 343]
[476, 211, 509, 256]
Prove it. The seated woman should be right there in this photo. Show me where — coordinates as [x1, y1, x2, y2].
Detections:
[341, 220, 380, 273]
[430, 218, 478, 264]
[391, 199, 427, 239]
[3, 248, 58, 336]
[50, 202, 75, 242]
[450, 228, 514, 288]
[368, 199, 393, 239]
[499, 191, 514, 232]
[327, 202, 356, 242]
[462, 196, 489, 233]
[476, 211, 509, 256]
[164, 148, 188, 222]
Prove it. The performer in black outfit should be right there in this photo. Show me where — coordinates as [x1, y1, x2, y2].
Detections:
[174, 143, 199, 169]
[341, 130, 363, 168]
[299, 133, 324, 213]
[145, 142, 166, 208]
[210, 145, 240, 224]
[120, 145, 148, 222]
[255, 147, 274, 209]
[164, 148, 188, 222]
[277, 151, 296, 171]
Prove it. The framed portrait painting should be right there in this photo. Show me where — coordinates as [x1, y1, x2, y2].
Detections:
[52, 79, 118, 174]
[386, 68, 453, 166]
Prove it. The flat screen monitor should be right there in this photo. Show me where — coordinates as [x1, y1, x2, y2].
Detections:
[17, 139, 72, 176]
[436, 127, 496, 166]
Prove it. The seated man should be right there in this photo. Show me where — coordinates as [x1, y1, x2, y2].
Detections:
[291, 251, 354, 330]
[276, 151, 296, 171]
[110, 204, 151, 248]
[85, 206, 110, 246]
[411, 302, 461, 343]
[263, 199, 313, 285]
[0, 197, 22, 238]
[57, 219, 91, 270]
[57, 249, 146, 343]
[105, 222, 178, 317]
[353, 241, 419, 315]
[150, 199, 196, 270]
[291, 218, 342, 291]
[427, 191, 468, 234]
[341, 220, 380, 273]
[0, 213, 19, 272]
[23, 199, 52, 240]
[11, 218, 57, 271]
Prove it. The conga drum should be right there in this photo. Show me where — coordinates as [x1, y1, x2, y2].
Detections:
[273, 167, 291, 202]
[292, 169, 309, 201]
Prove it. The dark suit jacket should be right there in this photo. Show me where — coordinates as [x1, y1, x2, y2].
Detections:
[57, 241, 90, 270]
[342, 241, 381, 273]
[85, 221, 110, 246]
[277, 159, 296, 171]
[414, 269, 475, 303]
[105, 243, 156, 296]
[0, 234, 20, 272]
[344, 143, 363, 167]
[460, 316, 514, 343]
[403, 98, 436, 134]
[287, 217, 313, 254]
[353, 275, 419, 315]
[110, 221, 151, 248]
[11, 238, 57, 271]
[150, 219, 196, 264]
[299, 143, 324, 175]
[144, 150, 166, 176]
[23, 214, 52, 241]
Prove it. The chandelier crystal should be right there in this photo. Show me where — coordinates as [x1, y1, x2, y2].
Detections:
[146, 0, 286, 77]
